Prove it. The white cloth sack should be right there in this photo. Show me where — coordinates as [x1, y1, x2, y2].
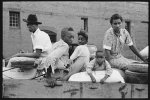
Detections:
[69, 69, 125, 83]
[140, 46, 149, 57]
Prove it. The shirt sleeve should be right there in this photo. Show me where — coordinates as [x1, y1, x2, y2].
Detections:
[49, 44, 68, 59]
[124, 29, 133, 46]
[103, 31, 113, 50]
[86, 59, 95, 74]
[70, 46, 80, 60]
[44, 44, 69, 73]
[34, 32, 52, 52]
[105, 60, 113, 76]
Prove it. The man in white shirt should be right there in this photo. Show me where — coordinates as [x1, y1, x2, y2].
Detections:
[44, 27, 74, 86]
[6, 14, 52, 71]
[103, 14, 147, 69]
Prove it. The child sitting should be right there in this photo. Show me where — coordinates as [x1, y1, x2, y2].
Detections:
[69, 50, 125, 83]
[69, 29, 90, 67]
[87, 50, 113, 83]
[60, 30, 90, 81]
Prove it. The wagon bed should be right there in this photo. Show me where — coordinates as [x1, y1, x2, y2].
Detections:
[2, 79, 148, 98]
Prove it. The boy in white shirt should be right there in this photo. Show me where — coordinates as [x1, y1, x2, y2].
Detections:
[70, 30, 90, 66]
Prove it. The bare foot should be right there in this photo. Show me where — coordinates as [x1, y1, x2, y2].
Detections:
[45, 77, 56, 88]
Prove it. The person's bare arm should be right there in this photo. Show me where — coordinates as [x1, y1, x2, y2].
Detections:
[104, 49, 113, 61]
[129, 45, 146, 62]
[100, 60, 112, 84]
[100, 74, 109, 84]
[88, 73, 96, 83]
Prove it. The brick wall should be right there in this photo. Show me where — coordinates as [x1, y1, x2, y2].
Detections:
[3, 2, 148, 59]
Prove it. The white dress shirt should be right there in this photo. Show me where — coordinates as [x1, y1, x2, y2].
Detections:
[44, 39, 70, 73]
[31, 28, 52, 57]
[70, 44, 90, 68]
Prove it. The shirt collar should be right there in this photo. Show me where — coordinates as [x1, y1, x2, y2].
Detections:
[59, 39, 68, 45]
[110, 27, 122, 37]
[31, 28, 40, 36]
[94, 59, 106, 66]
[60, 39, 64, 43]
[79, 44, 87, 46]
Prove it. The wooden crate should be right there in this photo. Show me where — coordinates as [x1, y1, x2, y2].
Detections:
[2, 79, 148, 98]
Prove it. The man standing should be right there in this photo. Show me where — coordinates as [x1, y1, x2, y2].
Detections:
[103, 14, 147, 70]
[6, 14, 52, 71]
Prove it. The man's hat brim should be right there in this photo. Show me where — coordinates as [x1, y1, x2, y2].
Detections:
[23, 19, 42, 24]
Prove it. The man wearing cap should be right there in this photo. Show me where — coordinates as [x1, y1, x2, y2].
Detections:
[6, 14, 52, 74]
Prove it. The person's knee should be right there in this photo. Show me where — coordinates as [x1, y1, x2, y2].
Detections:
[10, 57, 21, 61]
[70, 65, 82, 73]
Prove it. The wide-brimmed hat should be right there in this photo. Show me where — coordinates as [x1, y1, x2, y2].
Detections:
[23, 14, 42, 25]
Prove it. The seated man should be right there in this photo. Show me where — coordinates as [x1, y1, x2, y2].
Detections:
[5, 14, 52, 78]
[103, 13, 147, 70]
[43, 27, 75, 86]
[69, 50, 125, 83]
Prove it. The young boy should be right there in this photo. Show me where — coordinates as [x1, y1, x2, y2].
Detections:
[87, 50, 125, 83]
[69, 50, 125, 83]
[69, 29, 90, 66]
[87, 50, 113, 83]
[103, 13, 147, 69]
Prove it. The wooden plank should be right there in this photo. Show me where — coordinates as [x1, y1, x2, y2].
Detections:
[82, 82, 131, 98]
[61, 81, 80, 98]
[3, 79, 80, 98]
[131, 84, 148, 98]
[3, 79, 56, 98]
[3, 79, 148, 98]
